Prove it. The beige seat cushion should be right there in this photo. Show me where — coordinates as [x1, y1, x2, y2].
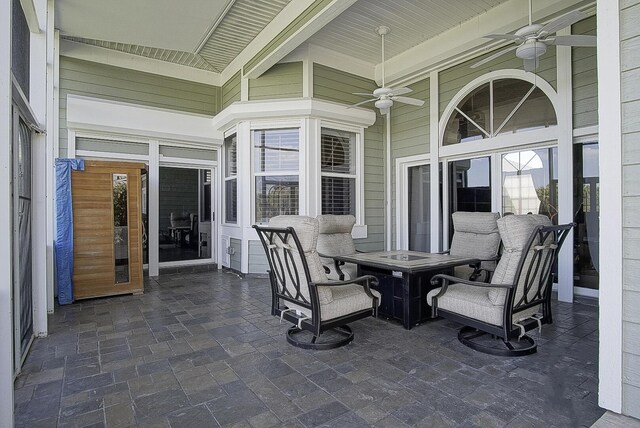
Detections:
[427, 284, 502, 326]
[449, 212, 501, 272]
[317, 215, 358, 280]
[321, 285, 381, 321]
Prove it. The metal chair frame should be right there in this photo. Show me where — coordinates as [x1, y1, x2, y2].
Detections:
[253, 224, 379, 350]
[431, 223, 573, 356]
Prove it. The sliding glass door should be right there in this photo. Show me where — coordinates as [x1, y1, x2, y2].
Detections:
[407, 164, 431, 252]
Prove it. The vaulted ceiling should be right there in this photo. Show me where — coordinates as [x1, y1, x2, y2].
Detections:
[55, 0, 595, 84]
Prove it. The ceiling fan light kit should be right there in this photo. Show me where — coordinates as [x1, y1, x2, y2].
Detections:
[350, 26, 425, 113]
[470, 0, 596, 71]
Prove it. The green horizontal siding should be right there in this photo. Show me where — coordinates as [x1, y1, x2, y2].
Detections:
[249, 62, 303, 101]
[59, 57, 220, 157]
[222, 70, 241, 109]
[572, 15, 598, 129]
[390, 77, 430, 249]
[159, 145, 217, 162]
[313, 63, 384, 251]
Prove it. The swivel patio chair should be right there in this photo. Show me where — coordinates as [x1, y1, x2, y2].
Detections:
[445, 211, 502, 282]
[253, 215, 380, 350]
[316, 214, 359, 280]
[428, 214, 573, 356]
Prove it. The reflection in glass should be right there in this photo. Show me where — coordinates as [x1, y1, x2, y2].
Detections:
[501, 148, 558, 223]
[255, 176, 299, 224]
[448, 157, 491, 242]
[574, 143, 599, 289]
[408, 165, 431, 252]
[443, 83, 490, 145]
[113, 173, 130, 284]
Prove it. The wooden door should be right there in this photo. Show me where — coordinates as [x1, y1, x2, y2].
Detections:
[72, 160, 144, 299]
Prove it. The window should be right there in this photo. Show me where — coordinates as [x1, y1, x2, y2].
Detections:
[254, 129, 299, 223]
[224, 134, 237, 223]
[443, 78, 557, 146]
[321, 128, 356, 216]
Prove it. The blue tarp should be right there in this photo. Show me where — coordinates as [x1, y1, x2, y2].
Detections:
[54, 158, 84, 305]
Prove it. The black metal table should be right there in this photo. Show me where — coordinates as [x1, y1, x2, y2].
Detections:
[333, 250, 479, 330]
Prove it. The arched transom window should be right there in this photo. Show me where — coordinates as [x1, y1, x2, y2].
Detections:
[443, 78, 557, 146]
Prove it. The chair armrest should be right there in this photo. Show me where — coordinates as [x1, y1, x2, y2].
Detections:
[430, 273, 513, 289]
[312, 275, 379, 300]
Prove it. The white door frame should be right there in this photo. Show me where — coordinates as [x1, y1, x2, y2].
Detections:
[396, 154, 430, 250]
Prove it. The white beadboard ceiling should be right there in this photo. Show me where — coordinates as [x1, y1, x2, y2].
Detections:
[55, 0, 530, 77]
[306, 0, 511, 65]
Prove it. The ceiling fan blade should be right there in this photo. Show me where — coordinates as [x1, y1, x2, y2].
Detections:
[549, 34, 596, 47]
[484, 33, 520, 41]
[391, 96, 425, 106]
[523, 57, 539, 72]
[352, 92, 375, 97]
[350, 98, 377, 107]
[539, 10, 586, 36]
[470, 45, 518, 69]
[389, 87, 412, 96]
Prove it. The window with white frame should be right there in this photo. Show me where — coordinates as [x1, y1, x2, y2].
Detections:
[224, 133, 237, 223]
[443, 78, 557, 146]
[253, 128, 299, 223]
[321, 128, 357, 216]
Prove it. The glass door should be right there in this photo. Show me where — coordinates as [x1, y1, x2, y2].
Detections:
[407, 164, 431, 252]
[573, 142, 599, 290]
[448, 156, 492, 241]
[158, 166, 214, 264]
[500, 147, 558, 222]
[13, 113, 33, 373]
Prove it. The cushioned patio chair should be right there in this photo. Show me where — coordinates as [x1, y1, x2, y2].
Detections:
[445, 211, 502, 282]
[253, 215, 380, 350]
[428, 214, 573, 356]
[316, 214, 359, 280]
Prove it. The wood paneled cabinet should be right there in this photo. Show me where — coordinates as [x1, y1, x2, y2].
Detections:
[72, 160, 145, 299]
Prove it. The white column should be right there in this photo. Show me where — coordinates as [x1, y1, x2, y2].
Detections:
[45, 3, 56, 314]
[597, 0, 623, 413]
[237, 122, 251, 273]
[0, 0, 16, 424]
[30, 0, 48, 336]
[429, 71, 440, 252]
[148, 140, 160, 276]
[385, 112, 391, 251]
[555, 27, 574, 303]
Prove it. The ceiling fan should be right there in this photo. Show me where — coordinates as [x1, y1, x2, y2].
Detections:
[471, 0, 596, 72]
[351, 26, 425, 114]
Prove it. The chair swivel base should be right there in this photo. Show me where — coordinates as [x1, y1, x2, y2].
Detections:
[458, 326, 537, 357]
[286, 325, 353, 350]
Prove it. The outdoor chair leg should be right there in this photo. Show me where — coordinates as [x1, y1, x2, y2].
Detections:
[458, 326, 537, 357]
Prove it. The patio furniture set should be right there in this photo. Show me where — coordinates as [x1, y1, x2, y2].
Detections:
[254, 212, 572, 357]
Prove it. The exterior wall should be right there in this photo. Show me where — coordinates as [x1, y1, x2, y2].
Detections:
[159, 145, 217, 161]
[248, 241, 269, 274]
[439, 45, 557, 117]
[573, 15, 598, 129]
[222, 71, 241, 109]
[621, 0, 640, 418]
[313, 63, 385, 251]
[248, 61, 303, 101]
[229, 238, 242, 272]
[59, 57, 221, 157]
[389, 77, 430, 249]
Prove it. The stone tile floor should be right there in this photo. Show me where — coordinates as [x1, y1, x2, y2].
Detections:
[14, 270, 603, 427]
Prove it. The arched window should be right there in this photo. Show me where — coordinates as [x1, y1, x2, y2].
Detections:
[443, 78, 557, 146]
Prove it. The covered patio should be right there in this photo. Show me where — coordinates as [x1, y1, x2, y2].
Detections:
[15, 270, 601, 427]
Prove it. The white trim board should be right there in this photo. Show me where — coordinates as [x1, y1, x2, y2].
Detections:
[211, 98, 376, 132]
[66, 95, 223, 144]
[597, 0, 623, 414]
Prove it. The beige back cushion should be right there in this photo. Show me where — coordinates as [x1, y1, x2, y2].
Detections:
[316, 215, 357, 257]
[488, 214, 552, 306]
[449, 212, 501, 263]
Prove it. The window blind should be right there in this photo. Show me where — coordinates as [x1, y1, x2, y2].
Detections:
[321, 129, 356, 216]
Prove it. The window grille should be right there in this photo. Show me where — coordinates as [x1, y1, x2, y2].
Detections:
[224, 134, 238, 223]
[321, 128, 356, 216]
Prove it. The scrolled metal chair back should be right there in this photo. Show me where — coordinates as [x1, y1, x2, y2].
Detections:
[510, 223, 573, 317]
[253, 225, 313, 312]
